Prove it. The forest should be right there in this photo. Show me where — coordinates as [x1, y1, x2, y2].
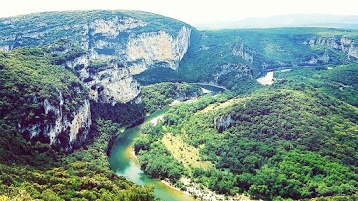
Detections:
[0, 48, 156, 200]
[134, 64, 358, 200]
[0, 10, 357, 201]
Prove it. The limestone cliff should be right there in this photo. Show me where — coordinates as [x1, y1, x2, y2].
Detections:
[303, 36, 358, 62]
[0, 48, 92, 152]
[232, 43, 255, 64]
[18, 86, 92, 152]
[214, 63, 253, 84]
[214, 114, 235, 133]
[0, 11, 194, 152]
[87, 62, 141, 105]
[127, 26, 191, 74]
[20, 94, 92, 151]
[0, 11, 192, 104]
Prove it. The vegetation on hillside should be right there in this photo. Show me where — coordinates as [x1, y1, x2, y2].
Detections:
[141, 82, 203, 113]
[0, 10, 189, 48]
[273, 65, 358, 106]
[179, 28, 358, 90]
[0, 47, 156, 200]
[0, 47, 89, 152]
[0, 12, 357, 201]
[134, 64, 358, 200]
[0, 120, 155, 200]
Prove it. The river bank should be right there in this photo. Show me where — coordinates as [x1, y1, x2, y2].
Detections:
[131, 146, 252, 201]
[131, 118, 253, 201]
[158, 175, 253, 201]
[256, 71, 274, 85]
[109, 85, 251, 201]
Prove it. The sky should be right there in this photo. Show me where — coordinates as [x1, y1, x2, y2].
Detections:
[1, 0, 358, 25]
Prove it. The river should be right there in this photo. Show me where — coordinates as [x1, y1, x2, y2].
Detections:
[108, 85, 225, 201]
[109, 106, 196, 201]
[256, 71, 274, 85]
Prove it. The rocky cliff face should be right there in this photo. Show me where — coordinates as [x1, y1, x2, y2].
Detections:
[214, 63, 253, 84]
[303, 36, 358, 62]
[18, 88, 92, 152]
[0, 11, 193, 152]
[214, 114, 235, 133]
[232, 43, 255, 64]
[87, 62, 141, 105]
[0, 11, 192, 104]
[210, 43, 256, 83]
[126, 26, 191, 74]
[0, 47, 93, 152]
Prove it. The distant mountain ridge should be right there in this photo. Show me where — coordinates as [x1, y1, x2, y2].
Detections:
[196, 14, 358, 29]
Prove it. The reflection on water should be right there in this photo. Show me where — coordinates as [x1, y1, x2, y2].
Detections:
[109, 106, 196, 201]
[109, 85, 226, 200]
[117, 159, 145, 185]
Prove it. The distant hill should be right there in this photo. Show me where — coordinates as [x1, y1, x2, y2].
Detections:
[196, 14, 358, 29]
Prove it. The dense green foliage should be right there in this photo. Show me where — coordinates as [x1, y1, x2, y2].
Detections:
[274, 65, 358, 106]
[91, 101, 146, 126]
[225, 28, 357, 66]
[135, 65, 358, 200]
[179, 29, 263, 83]
[46, 39, 86, 66]
[0, 47, 87, 124]
[0, 47, 88, 151]
[0, 47, 156, 200]
[134, 125, 185, 182]
[0, 120, 155, 200]
[134, 67, 184, 85]
[141, 82, 203, 113]
[1, 11, 358, 200]
[179, 28, 358, 89]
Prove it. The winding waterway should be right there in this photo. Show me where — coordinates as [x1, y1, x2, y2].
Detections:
[109, 106, 196, 201]
[109, 85, 225, 201]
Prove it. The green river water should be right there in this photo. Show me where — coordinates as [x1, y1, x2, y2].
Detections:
[109, 86, 225, 200]
[108, 106, 196, 201]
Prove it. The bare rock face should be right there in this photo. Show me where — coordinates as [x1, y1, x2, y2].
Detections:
[304, 36, 358, 61]
[18, 89, 92, 152]
[306, 50, 331, 65]
[232, 43, 255, 64]
[87, 62, 141, 105]
[214, 114, 235, 133]
[0, 11, 192, 105]
[214, 63, 253, 84]
[126, 26, 191, 74]
[0, 11, 193, 152]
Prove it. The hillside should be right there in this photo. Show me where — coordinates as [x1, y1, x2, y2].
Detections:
[0, 47, 92, 153]
[0, 10, 357, 201]
[135, 64, 358, 200]
[179, 28, 358, 90]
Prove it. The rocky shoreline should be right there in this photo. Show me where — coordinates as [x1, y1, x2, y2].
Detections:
[131, 145, 252, 201]
[161, 177, 253, 201]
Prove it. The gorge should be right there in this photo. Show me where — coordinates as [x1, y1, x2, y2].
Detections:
[0, 10, 357, 201]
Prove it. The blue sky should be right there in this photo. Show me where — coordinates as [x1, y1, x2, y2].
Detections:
[1, 0, 357, 25]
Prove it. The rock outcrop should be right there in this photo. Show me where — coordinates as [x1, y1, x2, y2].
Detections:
[306, 49, 331, 65]
[303, 36, 358, 61]
[214, 114, 235, 133]
[87, 62, 141, 105]
[127, 26, 191, 74]
[0, 11, 191, 105]
[18, 89, 92, 152]
[0, 11, 192, 104]
[214, 63, 253, 84]
[0, 11, 194, 151]
[232, 43, 255, 64]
